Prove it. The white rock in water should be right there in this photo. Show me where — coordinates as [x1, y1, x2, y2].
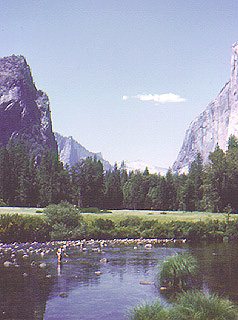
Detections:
[3, 261, 12, 267]
[173, 42, 238, 173]
[39, 262, 46, 268]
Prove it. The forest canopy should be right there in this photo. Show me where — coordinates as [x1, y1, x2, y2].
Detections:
[1, 135, 238, 213]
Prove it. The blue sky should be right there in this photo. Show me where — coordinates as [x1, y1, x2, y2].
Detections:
[1, 0, 238, 168]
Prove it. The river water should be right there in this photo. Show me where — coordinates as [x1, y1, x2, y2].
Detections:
[0, 240, 237, 319]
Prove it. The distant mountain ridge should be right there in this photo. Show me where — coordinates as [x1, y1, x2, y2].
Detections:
[55, 132, 112, 171]
[173, 42, 238, 173]
[125, 160, 168, 175]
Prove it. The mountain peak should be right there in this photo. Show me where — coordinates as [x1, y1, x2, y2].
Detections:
[54, 132, 112, 171]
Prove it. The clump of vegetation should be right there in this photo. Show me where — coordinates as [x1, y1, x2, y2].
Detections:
[44, 201, 85, 240]
[80, 207, 112, 214]
[130, 291, 238, 320]
[170, 290, 238, 320]
[130, 300, 169, 320]
[87, 218, 116, 239]
[0, 198, 7, 206]
[0, 213, 51, 242]
[159, 253, 199, 291]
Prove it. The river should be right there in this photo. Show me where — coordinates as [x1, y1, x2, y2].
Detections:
[0, 240, 237, 319]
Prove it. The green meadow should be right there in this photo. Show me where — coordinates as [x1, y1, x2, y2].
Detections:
[0, 207, 44, 215]
[82, 209, 235, 224]
[0, 207, 235, 223]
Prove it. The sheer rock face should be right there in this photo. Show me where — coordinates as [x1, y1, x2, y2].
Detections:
[0, 55, 57, 155]
[173, 42, 238, 173]
[55, 132, 112, 171]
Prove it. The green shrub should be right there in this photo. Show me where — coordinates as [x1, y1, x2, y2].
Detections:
[44, 201, 82, 227]
[170, 290, 238, 320]
[0, 198, 7, 206]
[150, 223, 170, 239]
[226, 219, 238, 240]
[0, 214, 51, 242]
[114, 226, 140, 239]
[159, 253, 199, 290]
[44, 201, 85, 240]
[94, 218, 115, 230]
[139, 219, 157, 230]
[119, 216, 142, 228]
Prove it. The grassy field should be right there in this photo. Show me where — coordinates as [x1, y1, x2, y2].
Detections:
[0, 207, 236, 223]
[73, 209, 236, 223]
[0, 207, 43, 215]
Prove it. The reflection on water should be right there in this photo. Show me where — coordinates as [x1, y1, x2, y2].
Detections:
[0, 241, 238, 319]
[191, 242, 238, 303]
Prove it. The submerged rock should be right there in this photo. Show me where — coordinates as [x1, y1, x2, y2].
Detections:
[59, 292, 68, 298]
[140, 281, 155, 285]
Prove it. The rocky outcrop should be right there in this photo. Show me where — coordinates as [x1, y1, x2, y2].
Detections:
[173, 42, 238, 173]
[0, 55, 57, 156]
[55, 132, 112, 171]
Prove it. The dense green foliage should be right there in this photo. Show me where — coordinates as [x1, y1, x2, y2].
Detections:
[159, 253, 199, 290]
[130, 291, 238, 320]
[1, 135, 238, 213]
[0, 213, 51, 242]
[43, 201, 84, 240]
[0, 139, 71, 207]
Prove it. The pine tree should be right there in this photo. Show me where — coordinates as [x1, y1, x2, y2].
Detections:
[104, 163, 123, 209]
[71, 157, 104, 208]
[202, 144, 227, 212]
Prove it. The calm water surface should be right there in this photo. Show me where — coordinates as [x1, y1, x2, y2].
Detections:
[0, 241, 238, 319]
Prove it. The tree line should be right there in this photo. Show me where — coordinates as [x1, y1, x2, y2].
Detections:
[1, 135, 238, 212]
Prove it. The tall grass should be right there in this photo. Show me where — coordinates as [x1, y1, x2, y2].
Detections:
[130, 291, 238, 320]
[129, 300, 169, 320]
[159, 253, 199, 290]
[170, 290, 238, 320]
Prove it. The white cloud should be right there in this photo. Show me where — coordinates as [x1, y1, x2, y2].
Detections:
[122, 93, 186, 104]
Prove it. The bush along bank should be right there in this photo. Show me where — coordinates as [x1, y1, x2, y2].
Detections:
[83, 217, 238, 242]
[1, 203, 238, 243]
[0, 214, 51, 243]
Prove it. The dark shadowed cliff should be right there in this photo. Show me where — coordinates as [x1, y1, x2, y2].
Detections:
[0, 55, 57, 157]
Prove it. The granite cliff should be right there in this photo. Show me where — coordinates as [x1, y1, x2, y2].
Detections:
[0, 55, 57, 157]
[173, 42, 238, 173]
[55, 132, 112, 171]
